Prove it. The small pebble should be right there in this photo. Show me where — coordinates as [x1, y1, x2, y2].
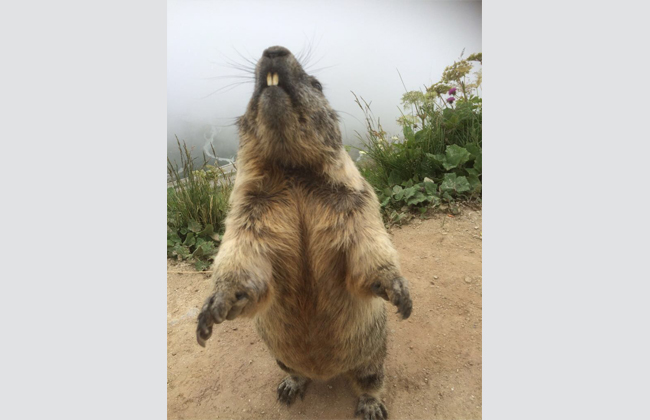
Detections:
[465, 277, 472, 284]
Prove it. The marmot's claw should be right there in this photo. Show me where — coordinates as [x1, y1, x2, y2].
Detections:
[196, 307, 213, 347]
[277, 376, 309, 405]
[390, 277, 412, 319]
[355, 395, 388, 420]
[195, 291, 250, 346]
[371, 276, 412, 320]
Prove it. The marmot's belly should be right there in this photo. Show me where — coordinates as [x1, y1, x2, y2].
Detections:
[255, 297, 387, 380]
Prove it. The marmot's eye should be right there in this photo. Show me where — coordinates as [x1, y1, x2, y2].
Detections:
[311, 80, 323, 92]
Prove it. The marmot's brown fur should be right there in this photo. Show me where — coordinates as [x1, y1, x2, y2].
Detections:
[196, 46, 412, 420]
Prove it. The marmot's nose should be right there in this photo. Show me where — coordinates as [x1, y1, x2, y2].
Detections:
[263, 46, 290, 59]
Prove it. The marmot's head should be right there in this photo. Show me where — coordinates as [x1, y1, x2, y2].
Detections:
[238, 46, 341, 168]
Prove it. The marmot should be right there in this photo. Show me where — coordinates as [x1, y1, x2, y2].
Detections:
[196, 46, 412, 420]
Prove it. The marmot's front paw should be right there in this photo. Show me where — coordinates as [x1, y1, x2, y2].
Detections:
[371, 276, 412, 319]
[196, 289, 250, 347]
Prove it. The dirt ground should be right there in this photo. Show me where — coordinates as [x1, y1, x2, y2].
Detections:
[167, 207, 482, 420]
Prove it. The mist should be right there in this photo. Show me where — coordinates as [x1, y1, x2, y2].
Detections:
[167, 0, 482, 168]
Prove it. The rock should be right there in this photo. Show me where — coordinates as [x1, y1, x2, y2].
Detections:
[465, 276, 472, 284]
[434, 276, 439, 279]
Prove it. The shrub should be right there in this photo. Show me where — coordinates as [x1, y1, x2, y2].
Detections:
[167, 137, 234, 270]
[354, 51, 482, 222]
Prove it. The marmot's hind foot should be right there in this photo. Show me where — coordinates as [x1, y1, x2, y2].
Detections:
[277, 375, 309, 405]
[355, 395, 388, 420]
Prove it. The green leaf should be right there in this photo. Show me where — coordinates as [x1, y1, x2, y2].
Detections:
[388, 171, 402, 186]
[407, 191, 427, 206]
[440, 173, 471, 194]
[402, 179, 414, 188]
[183, 232, 196, 247]
[403, 125, 414, 142]
[468, 174, 482, 193]
[194, 260, 210, 271]
[172, 244, 191, 259]
[414, 129, 427, 144]
[473, 154, 482, 172]
[403, 187, 416, 200]
[455, 176, 471, 193]
[432, 153, 447, 166]
[440, 173, 458, 192]
[465, 142, 481, 159]
[423, 181, 437, 196]
[192, 245, 204, 257]
[199, 223, 214, 238]
[442, 145, 471, 170]
[390, 211, 406, 223]
[381, 197, 390, 207]
[187, 219, 203, 233]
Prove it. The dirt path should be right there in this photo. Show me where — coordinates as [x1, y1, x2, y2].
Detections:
[168, 208, 482, 419]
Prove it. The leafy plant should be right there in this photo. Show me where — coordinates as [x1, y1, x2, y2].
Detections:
[355, 51, 482, 219]
[167, 137, 234, 270]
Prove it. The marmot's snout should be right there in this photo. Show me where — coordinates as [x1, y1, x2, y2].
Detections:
[258, 46, 298, 95]
[263, 46, 290, 59]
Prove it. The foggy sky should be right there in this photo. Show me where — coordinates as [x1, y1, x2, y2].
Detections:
[167, 0, 482, 166]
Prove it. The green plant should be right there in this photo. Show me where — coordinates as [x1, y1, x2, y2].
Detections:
[354, 51, 482, 219]
[167, 137, 235, 270]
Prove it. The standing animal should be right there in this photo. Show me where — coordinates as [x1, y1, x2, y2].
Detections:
[196, 46, 412, 420]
